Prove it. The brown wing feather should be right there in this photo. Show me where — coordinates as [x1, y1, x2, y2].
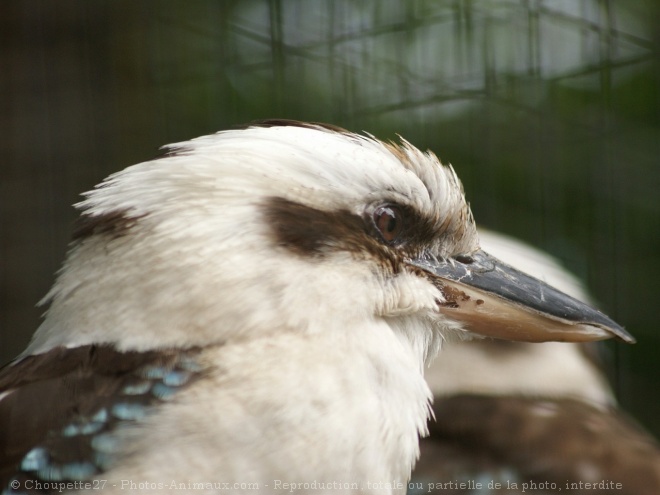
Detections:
[412, 394, 660, 494]
[0, 345, 203, 491]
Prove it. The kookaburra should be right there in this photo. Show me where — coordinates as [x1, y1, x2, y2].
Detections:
[0, 121, 634, 494]
[414, 230, 659, 494]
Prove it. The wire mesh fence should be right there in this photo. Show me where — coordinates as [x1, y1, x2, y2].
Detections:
[1, 0, 658, 434]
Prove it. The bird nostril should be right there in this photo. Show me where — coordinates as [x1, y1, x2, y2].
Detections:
[454, 255, 474, 265]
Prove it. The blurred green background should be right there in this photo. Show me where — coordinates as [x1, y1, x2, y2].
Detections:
[1, 0, 658, 435]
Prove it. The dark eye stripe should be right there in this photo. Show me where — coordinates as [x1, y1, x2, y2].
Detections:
[263, 196, 446, 268]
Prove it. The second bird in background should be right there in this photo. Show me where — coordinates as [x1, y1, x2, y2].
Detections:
[413, 229, 660, 495]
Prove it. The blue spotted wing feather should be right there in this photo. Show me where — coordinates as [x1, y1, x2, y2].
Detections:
[0, 345, 203, 493]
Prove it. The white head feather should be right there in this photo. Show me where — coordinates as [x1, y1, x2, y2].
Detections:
[29, 123, 477, 357]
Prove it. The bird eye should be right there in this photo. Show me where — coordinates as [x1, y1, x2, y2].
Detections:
[373, 205, 404, 243]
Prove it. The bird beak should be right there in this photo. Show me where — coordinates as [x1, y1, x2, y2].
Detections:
[410, 249, 635, 344]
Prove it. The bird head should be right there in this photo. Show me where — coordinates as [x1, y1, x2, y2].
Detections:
[27, 121, 633, 361]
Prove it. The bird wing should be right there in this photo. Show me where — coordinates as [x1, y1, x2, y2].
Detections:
[411, 394, 660, 495]
[0, 345, 204, 490]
